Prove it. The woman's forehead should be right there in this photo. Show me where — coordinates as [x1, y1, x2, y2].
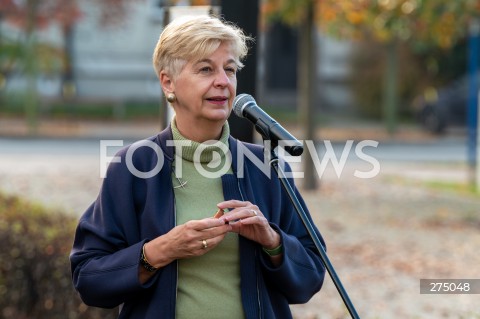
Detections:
[190, 42, 238, 64]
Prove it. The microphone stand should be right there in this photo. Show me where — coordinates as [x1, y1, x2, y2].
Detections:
[268, 147, 360, 319]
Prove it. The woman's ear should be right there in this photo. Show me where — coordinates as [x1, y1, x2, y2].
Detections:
[160, 71, 175, 94]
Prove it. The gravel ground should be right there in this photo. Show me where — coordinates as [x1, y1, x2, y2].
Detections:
[1, 133, 479, 318]
[291, 163, 480, 319]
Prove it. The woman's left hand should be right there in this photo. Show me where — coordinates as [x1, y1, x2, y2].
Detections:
[216, 200, 280, 250]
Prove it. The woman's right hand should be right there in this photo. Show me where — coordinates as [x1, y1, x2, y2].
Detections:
[144, 217, 231, 268]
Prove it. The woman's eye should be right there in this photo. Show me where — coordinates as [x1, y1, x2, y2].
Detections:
[225, 67, 237, 75]
[199, 66, 212, 73]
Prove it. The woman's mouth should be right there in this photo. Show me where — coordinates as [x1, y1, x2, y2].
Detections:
[206, 96, 228, 105]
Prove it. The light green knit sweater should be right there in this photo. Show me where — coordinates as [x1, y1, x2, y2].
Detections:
[171, 119, 244, 319]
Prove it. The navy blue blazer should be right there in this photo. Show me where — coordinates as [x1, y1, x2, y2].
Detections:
[70, 126, 326, 318]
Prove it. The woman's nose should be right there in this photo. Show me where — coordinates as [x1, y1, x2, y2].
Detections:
[214, 70, 230, 88]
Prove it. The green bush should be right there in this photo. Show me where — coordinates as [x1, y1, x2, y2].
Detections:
[0, 193, 117, 319]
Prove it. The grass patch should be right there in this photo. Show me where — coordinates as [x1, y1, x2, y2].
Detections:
[384, 174, 480, 199]
[261, 106, 298, 123]
[261, 105, 331, 126]
[423, 180, 480, 197]
[0, 94, 336, 125]
[0, 93, 161, 120]
[46, 100, 161, 120]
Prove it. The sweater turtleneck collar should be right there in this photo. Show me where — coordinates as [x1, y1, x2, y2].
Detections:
[171, 117, 230, 164]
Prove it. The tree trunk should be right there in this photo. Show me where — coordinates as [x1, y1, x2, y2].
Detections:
[61, 23, 76, 99]
[298, 1, 317, 190]
[383, 41, 398, 135]
[24, 0, 39, 135]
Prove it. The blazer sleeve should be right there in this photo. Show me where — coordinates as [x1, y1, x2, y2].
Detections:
[259, 163, 327, 304]
[70, 148, 158, 308]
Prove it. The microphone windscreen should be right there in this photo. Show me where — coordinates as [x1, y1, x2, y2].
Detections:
[233, 93, 255, 118]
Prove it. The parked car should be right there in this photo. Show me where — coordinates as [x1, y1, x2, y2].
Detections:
[413, 73, 479, 134]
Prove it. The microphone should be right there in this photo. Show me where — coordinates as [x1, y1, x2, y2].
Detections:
[233, 93, 304, 156]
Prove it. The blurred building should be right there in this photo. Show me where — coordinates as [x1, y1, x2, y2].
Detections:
[72, 0, 164, 101]
[1, 1, 164, 103]
[1, 1, 353, 112]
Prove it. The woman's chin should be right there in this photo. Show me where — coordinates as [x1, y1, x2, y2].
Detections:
[206, 109, 230, 122]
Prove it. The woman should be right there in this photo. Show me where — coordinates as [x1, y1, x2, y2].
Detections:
[70, 15, 326, 319]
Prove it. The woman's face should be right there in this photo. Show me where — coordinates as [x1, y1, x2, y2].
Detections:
[170, 41, 238, 128]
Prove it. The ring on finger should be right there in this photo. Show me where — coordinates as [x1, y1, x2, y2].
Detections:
[251, 209, 258, 216]
[202, 239, 208, 249]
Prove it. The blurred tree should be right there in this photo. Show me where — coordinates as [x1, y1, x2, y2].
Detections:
[264, 0, 480, 134]
[318, 0, 480, 133]
[0, 0, 137, 134]
[263, 0, 318, 189]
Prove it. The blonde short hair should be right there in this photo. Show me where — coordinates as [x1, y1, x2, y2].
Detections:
[152, 15, 251, 79]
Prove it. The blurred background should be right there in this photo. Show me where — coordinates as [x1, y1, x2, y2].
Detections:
[0, 0, 479, 318]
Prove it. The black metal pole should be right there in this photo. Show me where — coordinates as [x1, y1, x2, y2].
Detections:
[269, 148, 360, 319]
